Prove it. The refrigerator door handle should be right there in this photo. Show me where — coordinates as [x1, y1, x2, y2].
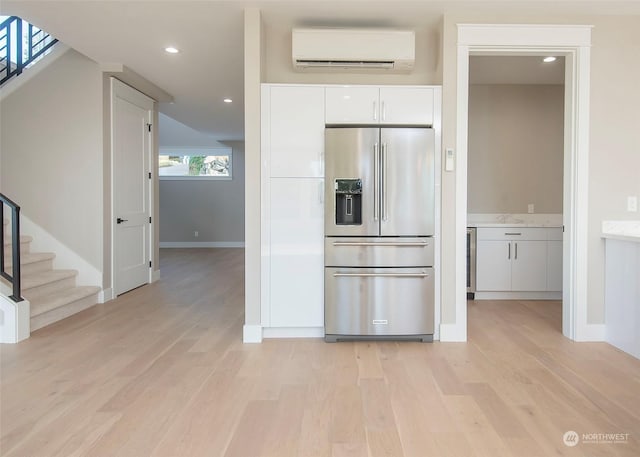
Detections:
[374, 143, 379, 221]
[382, 142, 388, 221]
[333, 272, 430, 278]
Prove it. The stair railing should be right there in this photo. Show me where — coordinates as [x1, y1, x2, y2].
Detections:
[0, 193, 22, 302]
[0, 16, 58, 85]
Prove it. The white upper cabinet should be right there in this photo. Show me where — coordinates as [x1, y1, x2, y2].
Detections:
[325, 86, 435, 125]
[325, 86, 379, 124]
[268, 85, 325, 177]
[379, 87, 434, 125]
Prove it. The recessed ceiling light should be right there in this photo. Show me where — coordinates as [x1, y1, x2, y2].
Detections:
[543, 56, 557, 63]
[223, 98, 233, 103]
[165, 47, 179, 54]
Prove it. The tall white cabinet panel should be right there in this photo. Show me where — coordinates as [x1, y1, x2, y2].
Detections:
[379, 87, 434, 125]
[269, 178, 324, 327]
[325, 86, 380, 124]
[269, 86, 325, 177]
[511, 241, 548, 291]
[476, 241, 512, 291]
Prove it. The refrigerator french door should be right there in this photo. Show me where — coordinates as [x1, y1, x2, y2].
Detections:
[324, 127, 435, 342]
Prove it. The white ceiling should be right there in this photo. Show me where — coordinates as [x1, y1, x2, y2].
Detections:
[2, 1, 639, 141]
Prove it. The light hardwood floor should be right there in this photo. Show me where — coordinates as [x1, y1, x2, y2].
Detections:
[1, 248, 639, 457]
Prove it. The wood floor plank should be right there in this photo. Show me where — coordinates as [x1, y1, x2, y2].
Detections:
[2, 249, 640, 457]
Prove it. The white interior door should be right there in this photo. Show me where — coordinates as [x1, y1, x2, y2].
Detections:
[112, 78, 153, 296]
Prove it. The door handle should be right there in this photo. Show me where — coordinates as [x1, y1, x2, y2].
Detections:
[333, 272, 430, 278]
[117, 217, 128, 224]
[515, 242, 518, 260]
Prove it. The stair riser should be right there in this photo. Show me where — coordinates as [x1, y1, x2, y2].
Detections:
[3, 242, 31, 256]
[5, 259, 54, 275]
[23, 276, 76, 301]
[20, 259, 54, 275]
[31, 292, 99, 331]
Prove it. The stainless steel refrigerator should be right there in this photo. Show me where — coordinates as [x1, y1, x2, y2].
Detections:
[324, 126, 435, 342]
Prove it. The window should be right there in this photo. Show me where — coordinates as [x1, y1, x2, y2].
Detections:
[159, 147, 232, 180]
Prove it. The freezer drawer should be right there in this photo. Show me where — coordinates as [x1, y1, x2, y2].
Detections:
[325, 237, 434, 267]
[325, 267, 434, 341]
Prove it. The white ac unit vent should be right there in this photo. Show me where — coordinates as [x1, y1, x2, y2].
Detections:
[292, 28, 415, 73]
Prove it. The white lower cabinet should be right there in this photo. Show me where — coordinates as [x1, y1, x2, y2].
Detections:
[269, 178, 324, 327]
[476, 228, 561, 293]
[510, 241, 548, 291]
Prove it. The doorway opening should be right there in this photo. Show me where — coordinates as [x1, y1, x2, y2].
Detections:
[450, 24, 593, 343]
[466, 55, 565, 335]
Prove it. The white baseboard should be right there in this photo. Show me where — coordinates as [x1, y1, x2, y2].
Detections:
[98, 288, 114, 304]
[262, 327, 324, 339]
[243, 324, 263, 343]
[577, 323, 606, 342]
[474, 291, 562, 300]
[439, 322, 467, 342]
[151, 269, 161, 282]
[160, 241, 245, 248]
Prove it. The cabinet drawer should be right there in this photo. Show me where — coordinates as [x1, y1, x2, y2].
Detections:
[325, 267, 434, 337]
[325, 237, 434, 267]
[477, 227, 549, 241]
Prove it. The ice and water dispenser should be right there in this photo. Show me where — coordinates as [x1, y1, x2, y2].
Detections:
[334, 178, 362, 225]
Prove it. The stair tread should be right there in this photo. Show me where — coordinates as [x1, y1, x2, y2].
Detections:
[30, 285, 101, 317]
[5, 252, 55, 267]
[21, 269, 78, 290]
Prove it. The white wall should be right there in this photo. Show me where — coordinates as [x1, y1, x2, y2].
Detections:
[0, 48, 103, 270]
[468, 84, 564, 214]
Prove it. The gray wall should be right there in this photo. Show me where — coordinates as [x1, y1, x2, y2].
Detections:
[467, 84, 564, 214]
[1, 48, 104, 269]
[159, 141, 245, 243]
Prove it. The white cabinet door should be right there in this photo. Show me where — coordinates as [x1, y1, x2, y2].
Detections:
[379, 87, 434, 125]
[269, 178, 324, 327]
[325, 86, 379, 124]
[511, 241, 548, 291]
[269, 86, 325, 177]
[547, 240, 563, 292]
[476, 241, 511, 291]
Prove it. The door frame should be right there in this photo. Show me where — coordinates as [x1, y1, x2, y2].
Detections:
[449, 24, 597, 342]
[110, 77, 155, 296]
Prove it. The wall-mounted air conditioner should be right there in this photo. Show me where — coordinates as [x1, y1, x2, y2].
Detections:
[292, 28, 415, 73]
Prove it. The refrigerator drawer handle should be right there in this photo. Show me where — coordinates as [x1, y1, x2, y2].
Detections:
[332, 241, 428, 247]
[333, 272, 430, 278]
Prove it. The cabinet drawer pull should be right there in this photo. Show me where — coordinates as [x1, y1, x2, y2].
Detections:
[505, 232, 522, 236]
[508, 242, 511, 260]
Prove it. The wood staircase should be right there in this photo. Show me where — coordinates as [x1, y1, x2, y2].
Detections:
[2, 221, 100, 331]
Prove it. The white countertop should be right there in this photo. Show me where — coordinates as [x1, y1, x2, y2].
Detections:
[602, 220, 640, 243]
[467, 213, 563, 229]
